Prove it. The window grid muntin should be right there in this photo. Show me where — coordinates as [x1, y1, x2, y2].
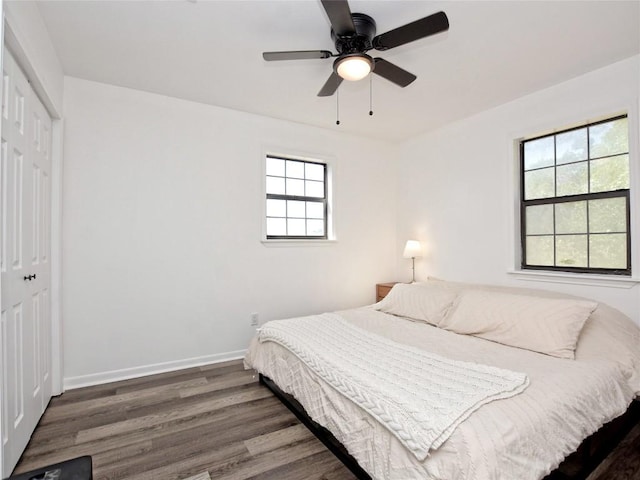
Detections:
[266, 155, 328, 239]
[521, 115, 630, 275]
[522, 191, 630, 274]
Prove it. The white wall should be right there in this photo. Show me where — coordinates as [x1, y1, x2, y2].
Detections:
[62, 77, 397, 386]
[396, 55, 640, 324]
[4, 1, 64, 115]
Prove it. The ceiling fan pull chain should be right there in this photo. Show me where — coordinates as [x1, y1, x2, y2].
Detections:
[336, 88, 340, 125]
[369, 74, 373, 116]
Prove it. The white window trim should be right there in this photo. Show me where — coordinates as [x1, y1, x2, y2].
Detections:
[507, 269, 640, 289]
[260, 147, 336, 245]
[506, 101, 640, 289]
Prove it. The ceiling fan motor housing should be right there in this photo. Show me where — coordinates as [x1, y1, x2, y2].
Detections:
[331, 13, 377, 55]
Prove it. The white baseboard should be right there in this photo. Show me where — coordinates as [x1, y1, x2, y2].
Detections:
[63, 349, 247, 391]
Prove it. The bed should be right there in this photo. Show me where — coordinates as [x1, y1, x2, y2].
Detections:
[244, 281, 640, 480]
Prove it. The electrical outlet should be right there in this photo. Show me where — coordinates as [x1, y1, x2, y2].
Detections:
[250, 312, 259, 326]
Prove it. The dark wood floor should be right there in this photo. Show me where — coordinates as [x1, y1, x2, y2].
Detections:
[586, 420, 640, 480]
[12, 360, 640, 480]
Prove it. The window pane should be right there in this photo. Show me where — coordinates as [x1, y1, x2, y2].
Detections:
[266, 156, 328, 239]
[524, 168, 555, 200]
[266, 157, 285, 177]
[556, 162, 588, 196]
[556, 128, 587, 165]
[287, 200, 305, 218]
[305, 163, 324, 181]
[286, 160, 305, 179]
[556, 234, 587, 268]
[286, 178, 304, 196]
[520, 116, 629, 273]
[589, 197, 626, 233]
[305, 180, 324, 198]
[307, 202, 324, 219]
[524, 137, 554, 170]
[590, 234, 627, 269]
[287, 218, 305, 236]
[266, 176, 285, 194]
[526, 236, 554, 266]
[307, 219, 324, 236]
[590, 154, 629, 193]
[266, 199, 286, 217]
[589, 117, 628, 158]
[555, 201, 587, 234]
[525, 204, 553, 235]
[266, 218, 286, 236]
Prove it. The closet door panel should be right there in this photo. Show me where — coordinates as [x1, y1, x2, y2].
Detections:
[0, 47, 53, 477]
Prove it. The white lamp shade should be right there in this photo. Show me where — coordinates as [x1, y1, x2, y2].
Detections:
[336, 56, 372, 81]
[403, 240, 422, 258]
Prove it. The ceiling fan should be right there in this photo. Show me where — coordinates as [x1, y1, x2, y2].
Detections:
[262, 0, 449, 97]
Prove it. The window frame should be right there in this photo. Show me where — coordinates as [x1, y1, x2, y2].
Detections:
[264, 154, 329, 241]
[520, 114, 631, 276]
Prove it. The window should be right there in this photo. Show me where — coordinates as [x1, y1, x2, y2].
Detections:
[521, 115, 630, 275]
[265, 155, 328, 239]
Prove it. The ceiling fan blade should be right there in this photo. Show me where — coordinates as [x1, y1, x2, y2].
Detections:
[317, 72, 343, 97]
[372, 11, 449, 51]
[320, 0, 356, 36]
[263, 50, 333, 61]
[372, 58, 416, 87]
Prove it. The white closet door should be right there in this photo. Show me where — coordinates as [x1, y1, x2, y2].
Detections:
[26, 61, 53, 411]
[1, 47, 53, 477]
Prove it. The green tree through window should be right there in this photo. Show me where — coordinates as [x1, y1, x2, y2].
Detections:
[521, 115, 630, 274]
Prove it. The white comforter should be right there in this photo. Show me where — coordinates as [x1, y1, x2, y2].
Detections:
[245, 287, 639, 480]
[258, 313, 529, 460]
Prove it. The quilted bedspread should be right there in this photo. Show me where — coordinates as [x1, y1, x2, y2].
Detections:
[258, 313, 529, 460]
[246, 292, 638, 480]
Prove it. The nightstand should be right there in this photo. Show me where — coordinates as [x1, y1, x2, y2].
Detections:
[376, 282, 399, 302]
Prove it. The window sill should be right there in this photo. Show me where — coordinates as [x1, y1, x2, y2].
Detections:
[261, 239, 337, 247]
[507, 269, 640, 289]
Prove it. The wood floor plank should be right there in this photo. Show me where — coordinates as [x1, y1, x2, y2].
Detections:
[31, 407, 129, 441]
[180, 370, 256, 398]
[98, 407, 301, 477]
[99, 441, 248, 480]
[94, 430, 249, 479]
[15, 438, 154, 474]
[42, 377, 209, 423]
[183, 473, 212, 480]
[91, 439, 155, 470]
[122, 382, 258, 422]
[150, 403, 297, 451]
[208, 437, 328, 480]
[199, 359, 246, 373]
[77, 386, 272, 443]
[17, 431, 78, 460]
[246, 450, 358, 480]
[18, 397, 286, 470]
[114, 368, 216, 395]
[244, 424, 313, 456]
[13, 359, 639, 480]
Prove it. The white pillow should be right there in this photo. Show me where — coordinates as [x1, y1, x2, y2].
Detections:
[440, 290, 597, 359]
[375, 283, 458, 326]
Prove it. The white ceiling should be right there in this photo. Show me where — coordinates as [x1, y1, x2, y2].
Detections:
[35, 0, 639, 142]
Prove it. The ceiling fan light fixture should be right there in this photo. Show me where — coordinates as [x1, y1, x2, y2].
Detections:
[334, 54, 373, 81]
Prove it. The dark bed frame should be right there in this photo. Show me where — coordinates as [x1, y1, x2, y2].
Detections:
[260, 374, 640, 480]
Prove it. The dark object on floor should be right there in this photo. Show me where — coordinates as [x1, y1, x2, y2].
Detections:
[4, 456, 92, 480]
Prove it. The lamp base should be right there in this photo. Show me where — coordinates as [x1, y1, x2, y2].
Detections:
[411, 257, 416, 283]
